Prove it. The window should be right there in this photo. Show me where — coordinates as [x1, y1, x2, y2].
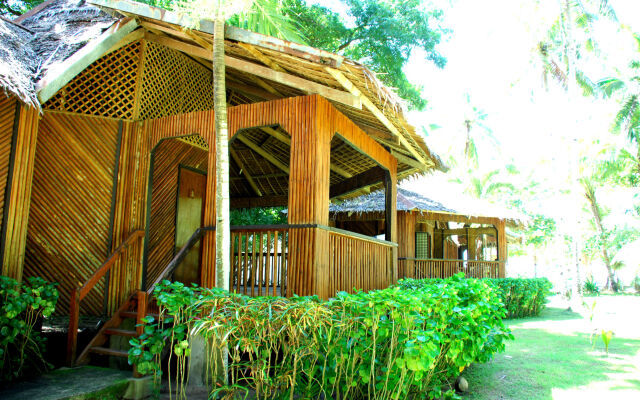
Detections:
[415, 232, 431, 259]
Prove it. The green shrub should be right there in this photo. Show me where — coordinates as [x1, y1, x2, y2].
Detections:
[398, 277, 552, 319]
[487, 278, 552, 318]
[0, 276, 58, 382]
[583, 278, 600, 295]
[130, 273, 511, 399]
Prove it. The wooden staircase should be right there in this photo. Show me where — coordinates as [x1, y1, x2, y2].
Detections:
[67, 227, 210, 369]
[74, 291, 157, 366]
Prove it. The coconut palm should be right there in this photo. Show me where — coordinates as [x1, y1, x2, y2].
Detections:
[462, 94, 496, 168]
[598, 33, 640, 170]
[175, 0, 300, 290]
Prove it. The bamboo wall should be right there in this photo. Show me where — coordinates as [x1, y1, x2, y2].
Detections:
[24, 112, 118, 315]
[147, 139, 207, 288]
[397, 211, 417, 278]
[145, 95, 397, 298]
[0, 96, 16, 258]
[1, 101, 40, 282]
[106, 121, 149, 313]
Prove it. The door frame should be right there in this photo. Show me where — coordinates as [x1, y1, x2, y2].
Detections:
[173, 164, 207, 258]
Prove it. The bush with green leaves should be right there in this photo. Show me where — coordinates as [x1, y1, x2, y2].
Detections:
[398, 277, 551, 319]
[0, 275, 58, 382]
[129, 273, 511, 399]
[583, 278, 600, 295]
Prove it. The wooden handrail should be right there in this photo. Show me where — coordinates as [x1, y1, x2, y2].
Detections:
[147, 226, 215, 295]
[67, 229, 145, 366]
[78, 230, 145, 300]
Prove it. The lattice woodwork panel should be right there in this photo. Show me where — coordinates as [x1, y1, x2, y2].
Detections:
[0, 96, 16, 236]
[330, 135, 377, 177]
[44, 42, 141, 120]
[177, 134, 209, 151]
[24, 113, 118, 315]
[139, 42, 214, 120]
[147, 139, 208, 286]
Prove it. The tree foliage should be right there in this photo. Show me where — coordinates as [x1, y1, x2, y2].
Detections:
[284, 0, 446, 110]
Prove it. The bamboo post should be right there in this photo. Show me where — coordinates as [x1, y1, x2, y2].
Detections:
[67, 288, 80, 366]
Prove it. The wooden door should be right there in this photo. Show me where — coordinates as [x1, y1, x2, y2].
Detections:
[173, 167, 206, 286]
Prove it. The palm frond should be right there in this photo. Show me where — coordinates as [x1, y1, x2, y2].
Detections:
[597, 77, 625, 97]
[576, 70, 597, 96]
[613, 94, 640, 143]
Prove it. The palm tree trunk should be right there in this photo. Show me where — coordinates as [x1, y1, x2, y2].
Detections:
[213, 13, 230, 291]
[583, 182, 618, 292]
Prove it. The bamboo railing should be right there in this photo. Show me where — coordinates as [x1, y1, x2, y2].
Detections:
[327, 227, 396, 294]
[229, 225, 397, 297]
[230, 226, 289, 297]
[398, 258, 504, 280]
[67, 229, 144, 365]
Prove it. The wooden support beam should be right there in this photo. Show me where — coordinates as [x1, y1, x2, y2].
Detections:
[330, 166, 385, 198]
[442, 227, 499, 236]
[143, 33, 359, 107]
[37, 18, 139, 104]
[238, 42, 288, 72]
[231, 195, 288, 208]
[226, 80, 280, 100]
[360, 124, 398, 143]
[261, 126, 291, 145]
[325, 67, 429, 165]
[259, 126, 352, 178]
[230, 148, 262, 197]
[225, 57, 360, 108]
[89, 0, 344, 67]
[105, 28, 145, 55]
[389, 149, 429, 172]
[236, 135, 290, 174]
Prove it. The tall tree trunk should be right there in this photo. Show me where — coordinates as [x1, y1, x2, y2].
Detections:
[213, 13, 230, 291]
[583, 181, 618, 292]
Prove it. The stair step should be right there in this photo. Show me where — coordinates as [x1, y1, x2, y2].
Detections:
[120, 311, 162, 321]
[104, 328, 137, 337]
[89, 346, 129, 358]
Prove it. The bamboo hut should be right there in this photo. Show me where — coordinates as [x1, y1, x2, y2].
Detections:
[330, 188, 524, 279]
[0, 0, 446, 365]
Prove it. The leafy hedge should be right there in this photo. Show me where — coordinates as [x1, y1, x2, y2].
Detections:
[130, 273, 511, 399]
[0, 276, 58, 382]
[399, 277, 552, 319]
[486, 278, 552, 318]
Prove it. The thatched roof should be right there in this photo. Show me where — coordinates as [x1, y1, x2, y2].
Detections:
[330, 188, 456, 214]
[0, 0, 445, 175]
[330, 187, 526, 228]
[0, 17, 38, 107]
[19, 0, 115, 73]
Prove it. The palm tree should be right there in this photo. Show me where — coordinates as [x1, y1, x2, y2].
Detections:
[535, 0, 618, 299]
[175, 0, 300, 290]
[598, 33, 640, 172]
[581, 178, 619, 291]
[462, 94, 495, 168]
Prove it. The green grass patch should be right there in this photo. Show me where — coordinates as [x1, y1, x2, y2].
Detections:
[461, 297, 640, 399]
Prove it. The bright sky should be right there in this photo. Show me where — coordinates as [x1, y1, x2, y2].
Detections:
[310, 1, 640, 232]
[398, 0, 640, 230]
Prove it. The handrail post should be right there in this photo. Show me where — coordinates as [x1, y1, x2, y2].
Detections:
[67, 287, 80, 366]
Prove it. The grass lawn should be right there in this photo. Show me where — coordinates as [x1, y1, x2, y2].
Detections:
[461, 295, 640, 400]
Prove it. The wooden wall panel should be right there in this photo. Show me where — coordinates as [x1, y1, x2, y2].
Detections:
[444, 238, 458, 259]
[144, 95, 397, 296]
[146, 139, 208, 289]
[1, 102, 39, 282]
[24, 112, 118, 315]
[0, 96, 16, 255]
[106, 121, 151, 313]
[397, 211, 417, 279]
